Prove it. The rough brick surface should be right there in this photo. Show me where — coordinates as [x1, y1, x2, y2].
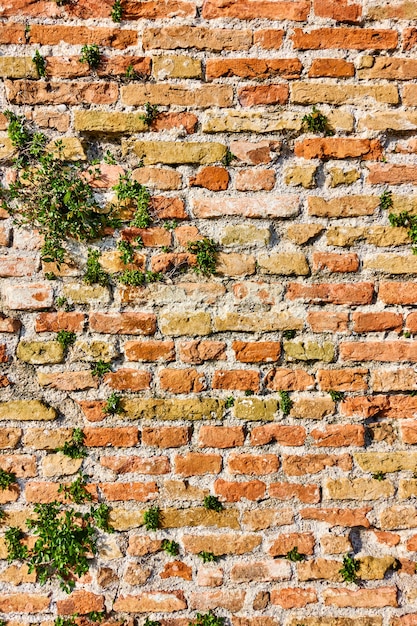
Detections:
[0, 0, 416, 623]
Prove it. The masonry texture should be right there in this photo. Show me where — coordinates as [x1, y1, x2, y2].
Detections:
[2, 0, 417, 624]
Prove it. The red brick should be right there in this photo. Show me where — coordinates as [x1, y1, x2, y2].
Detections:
[198, 426, 245, 448]
[57, 592, 104, 615]
[271, 588, 317, 609]
[103, 369, 151, 391]
[292, 28, 398, 50]
[142, 426, 190, 448]
[125, 340, 175, 362]
[178, 341, 226, 364]
[317, 369, 368, 391]
[90, 312, 156, 335]
[367, 164, 417, 184]
[77, 400, 106, 423]
[228, 453, 279, 475]
[84, 428, 139, 447]
[269, 533, 315, 557]
[295, 138, 382, 161]
[212, 370, 260, 392]
[269, 483, 320, 504]
[6, 80, 118, 105]
[314, 0, 361, 22]
[340, 395, 389, 418]
[307, 311, 349, 332]
[35, 312, 85, 333]
[265, 369, 315, 391]
[202, 0, 310, 20]
[380, 282, 417, 304]
[287, 282, 374, 305]
[238, 85, 289, 106]
[99, 482, 158, 502]
[233, 341, 281, 363]
[159, 368, 206, 393]
[313, 252, 359, 273]
[352, 312, 403, 333]
[150, 196, 188, 220]
[206, 58, 301, 80]
[174, 453, 221, 476]
[189, 167, 229, 191]
[341, 341, 417, 362]
[215, 478, 266, 502]
[311, 425, 365, 447]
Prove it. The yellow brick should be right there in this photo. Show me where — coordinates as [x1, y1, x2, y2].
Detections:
[291, 82, 399, 105]
[72, 340, 116, 362]
[291, 398, 335, 419]
[161, 508, 240, 529]
[233, 398, 278, 421]
[309, 196, 379, 217]
[24, 428, 72, 449]
[284, 341, 334, 362]
[46, 138, 86, 161]
[286, 224, 324, 245]
[121, 84, 232, 107]
[123, 398, 224, 421]
[358, 111, 417, 131]
[326, 227, 365, 247]
[284, 165, 317, 188]
[214, 312, 303, 333]
[364, 254, 417, 274]
[0, 136, 15, 160]
[355, 452, 417, 472]
[159, 312, 211, 336]
[399, 479, 417, 499]
[74, 111, 147, 133]
[258, 253, 310, 276]
[357, 556, 397, 580]
[41, 453, 82, 477]
[203, 111, 302, 133]
[63, 283, 111, 304]
[221, 225, 271, 246]
[125, 140, 227, 165]
[328, 168, 360, 187]
[152, 55, 202, 79]
[0, 57, 37, 78]
[324, 478, 394, 500]
[16, 341, 64, 365]
[0, 401, 56, 422]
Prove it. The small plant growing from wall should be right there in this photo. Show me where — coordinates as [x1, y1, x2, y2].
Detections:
[111, 0, 123, 21]
[339, 553, 360, 584]
[302, 106, 334, 136]
[0, 469, 17, 490]
[143, 505, 161, 530]
[32, 50, 46, 77]
[187, 239, 218, 276]
[80, 44, 101, 70]
[56, 428, 87, 459]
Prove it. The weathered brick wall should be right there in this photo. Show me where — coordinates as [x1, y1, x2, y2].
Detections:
[2, 0, 417, 623]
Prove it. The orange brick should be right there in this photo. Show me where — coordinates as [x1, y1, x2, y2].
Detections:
[125, 340, 175, 362]
[313, 252, 359, 273]
[189, 167, 229, 191]
[6, 80, 118, 105]
[307, 311, 349, 332]
[287, 282, 374, 305]
[341, 341, 417, 362]
[265, 369, 315, 391]
[314, 0, 361, 22]
[35, 312, 85, 333]
[269, 533, 315, 557]
[238, 85, 289, 106]
[352, 312, 403, 333]
[215, 478, 266, 502]
[159, 368, 206, 393]
[206, 58, 301, 80]
[212, 370, 260, 391]
[292, 28, 398, 50]
[295, 138, 382, 160]
[317, 369, 368, 391]
[57, 592, 104, 615]
[103, 369, 151, 391]
[269, 483, 320, 504]
[142, 426, 190, 448]
[251, 424, 306, 446]
[309, 58, 355, 77]
[174, 453, 222, 476]
[271, 587, 317, 609]
[90, 312, 156, 335]
[228, 453, 279, 475]
[233, 341, 281, 363]
[198, 426, 245, 448]
[235, 169, 276, 192]
[99, 482, 158, 502]
[202, 0, 310, 20]
[310, 425, 365, 447]
[178, 341, 226, 364]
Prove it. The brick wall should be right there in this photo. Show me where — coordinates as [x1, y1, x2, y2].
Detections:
[1, 0, 417, 623]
